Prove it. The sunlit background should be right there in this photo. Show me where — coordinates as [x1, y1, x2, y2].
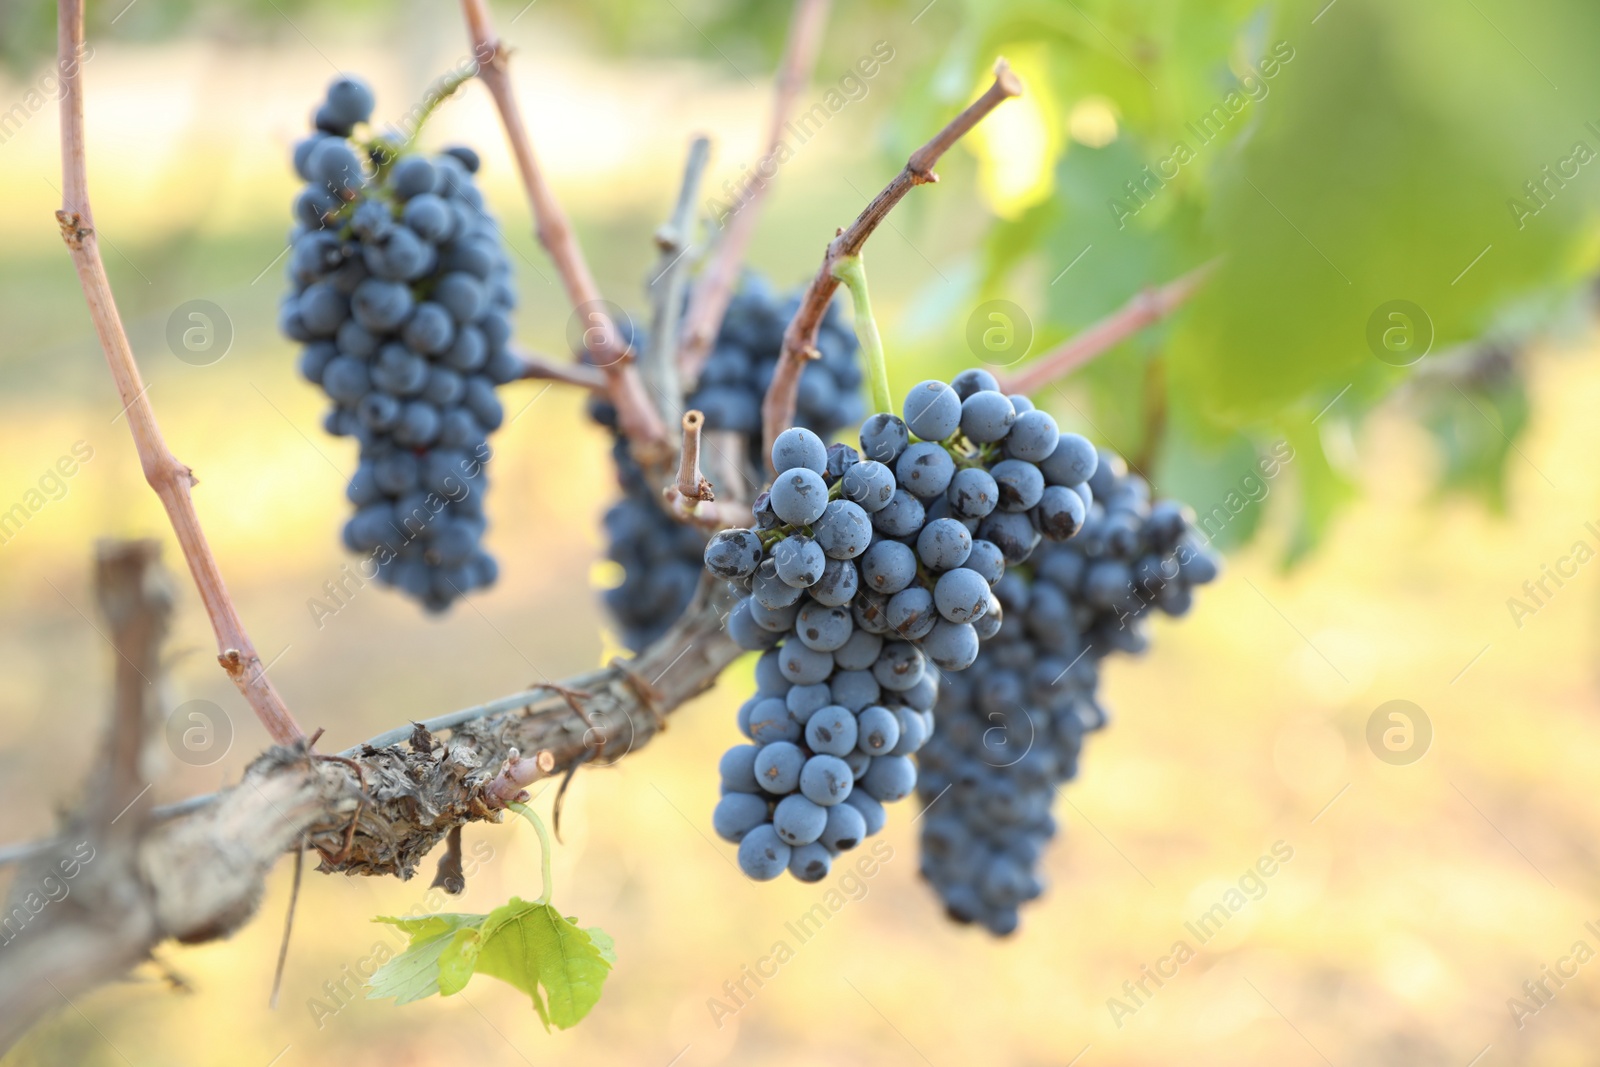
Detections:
[3, 0, 1600, 1063]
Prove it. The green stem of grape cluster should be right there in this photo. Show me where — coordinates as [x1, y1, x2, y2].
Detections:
[831, 254, 893, 417]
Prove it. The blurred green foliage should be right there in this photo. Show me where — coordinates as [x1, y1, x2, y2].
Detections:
[3, 0, 1593, 560]
[899, 0, 1600, 560]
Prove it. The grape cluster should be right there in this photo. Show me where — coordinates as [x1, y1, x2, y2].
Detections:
[705, 369, 1098, 882]
[591, 279, 862, 652]
[916, 450, 1221, 935]
[281, 76, 519, 612]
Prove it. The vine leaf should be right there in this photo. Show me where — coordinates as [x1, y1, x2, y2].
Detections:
[365, 913, 484, 1005]
[367, 898, 614, 1030]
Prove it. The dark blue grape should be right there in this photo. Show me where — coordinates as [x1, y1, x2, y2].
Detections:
[903, 380, 961, 441]
[959, 390, 1016, 443]
[896, 442, 956, 499]
[771, 426, 828, 474]
[402, 194, 455, 243]
[769, 468, 828, 526]
[737, 825, 790, 880]
[841, 460, 896, 512]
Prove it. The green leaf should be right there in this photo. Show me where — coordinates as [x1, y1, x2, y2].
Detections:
[365, 900, 615, 1029]
[436, 926, 485, 997]
[469, 897, 615, 1031]
[584, 926, 617, 967]
[367, 913, 486, 1005]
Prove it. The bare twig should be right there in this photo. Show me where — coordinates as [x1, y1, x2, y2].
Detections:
[481, 747, 556, 809]
[268, 840, 304, 1010]
[679, 0, 833, 384]
[513, 349, 608, 391]
[642, 136, 713, 424]
[459, 0, 668, 455]
[761, 59, 1024, 464]
[664, 409, 742, 527]
[997, 261, 1217, 396]
[54, 0, 302, 746]
[672, 411, 714, 502]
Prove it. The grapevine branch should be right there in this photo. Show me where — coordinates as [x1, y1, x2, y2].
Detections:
[996, 260, 1217, 395]
[678, 0, 833, 384]
[513, 350, 608, 391]
[761, 59, 1024, 463]
[0, 541, 279, 1052]
[0, 545, 742, 1050]
[459, 0, 668, 455]
[641, 136, 714, 424]
[53, 0, 302, 746]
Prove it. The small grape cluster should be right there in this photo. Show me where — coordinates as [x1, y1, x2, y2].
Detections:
[704, 369, 1098, 882]
[688, 277, 865, 448]
[916, 450, 1220, 935]
[281, 76, 519, 612]
[591, 279, 862, 651]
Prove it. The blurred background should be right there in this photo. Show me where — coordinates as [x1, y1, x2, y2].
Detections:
[3, 0, 1600, 1062]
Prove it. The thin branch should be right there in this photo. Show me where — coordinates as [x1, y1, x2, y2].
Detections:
[664, 413, 749, 530]
[642, 136, 713, 424]
[672, 411, 714, 502]
[997, 260, 1217, 396]
[460, 0, 668, 455]
[761, 59, 1024, 464]
[268, 840, 304, 1010]
[513, 349, 608, 391]
[679, 0, 833, 384]
[54, 0, 302, 746]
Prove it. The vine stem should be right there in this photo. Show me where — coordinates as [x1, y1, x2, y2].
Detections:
[641, 136, 714, 426]
[509, 802, 554, 906]
[459, 0, 668, 457]
[678, 0, 833, 386]
[54, 0, 303, 746]
[513, 350, 608, 391]
[760, 59, 1023, 468]
[996, 260, 1217, 395]
[830, 255, 892, 415]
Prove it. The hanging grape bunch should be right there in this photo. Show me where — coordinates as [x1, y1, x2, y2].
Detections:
[281, 76, 520, 612]
[592, 278, 863, 652]
[917, 450, 1221, 935]
[703, 367, 1100, 882]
